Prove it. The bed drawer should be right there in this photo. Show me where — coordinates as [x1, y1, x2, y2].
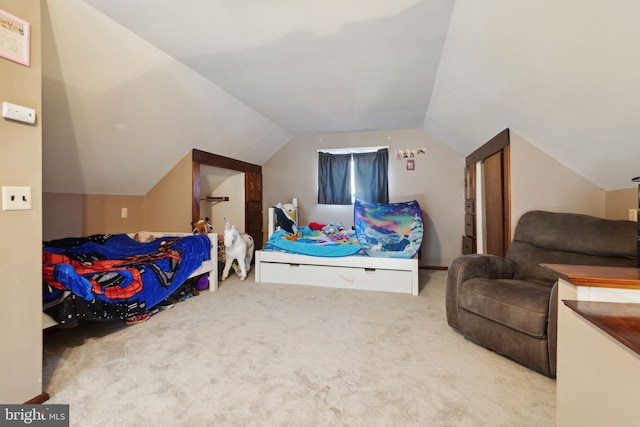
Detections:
[258, 262, 413, 294]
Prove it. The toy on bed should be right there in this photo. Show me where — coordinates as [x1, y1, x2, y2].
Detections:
[321, 221, 343, 236]
[192, 217, 214, 235]
[221, 218, 255, 281]
[133, 231, 156, 243]
[273, 202, 298, 234]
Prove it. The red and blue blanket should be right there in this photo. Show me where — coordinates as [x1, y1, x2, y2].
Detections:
[43, 233, 211, 324]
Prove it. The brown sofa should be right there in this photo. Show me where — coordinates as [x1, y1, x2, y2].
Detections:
[446, 210, 637, 377]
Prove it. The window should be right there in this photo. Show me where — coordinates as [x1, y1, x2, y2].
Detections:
[318, 148, 389, 205]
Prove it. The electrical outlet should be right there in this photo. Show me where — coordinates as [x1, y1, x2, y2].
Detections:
[629, 208, 638, 222]
[2, 186, 32, 211]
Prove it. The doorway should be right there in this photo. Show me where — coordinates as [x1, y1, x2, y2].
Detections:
[463, 129, 511, 256]
[192, 149, 264, 248]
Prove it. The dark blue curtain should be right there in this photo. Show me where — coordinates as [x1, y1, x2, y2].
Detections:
[318, 152, 352, 205]
[354, 148, 389, 204]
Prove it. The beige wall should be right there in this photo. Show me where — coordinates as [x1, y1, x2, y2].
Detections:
[0, 0, 43, 403]
[44, 153, 192, 237]
[510, 132, 605, 236]
[43, 193, 145, 240]
[42, 192, 83, 240]
[83, 195, 145, 235]
[43, 152, 253, 238]
[605, 188, 637, 221]
[144, 152, 192, 232]
[201, 172, 245, 233]
[263, 128, 465, 268]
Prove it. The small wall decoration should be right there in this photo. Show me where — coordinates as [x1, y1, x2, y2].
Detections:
[406, 159, 415, 171]
[0, 9, 30, 67]
[395, 148, 426, 159]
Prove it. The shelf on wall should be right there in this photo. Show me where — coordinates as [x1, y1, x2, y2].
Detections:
[200, 196, 229, 206]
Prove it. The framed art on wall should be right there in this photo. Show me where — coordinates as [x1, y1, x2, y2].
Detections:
[0, 9, 30, 67]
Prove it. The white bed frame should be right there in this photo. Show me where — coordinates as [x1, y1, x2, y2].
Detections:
[42, 232, 218, 329]
[255, 250, 419, 295]
[256, 209, 419, 295]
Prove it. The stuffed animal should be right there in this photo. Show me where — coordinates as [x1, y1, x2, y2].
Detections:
[192, 217, 214, 235]
[133, 231, 155, 242]
[222, 218, 255, 281]
[281, 203, 296, 221]
[322, 222, 344, 236]
[282, 232, 301, 241]
[274, 203, 298, 234]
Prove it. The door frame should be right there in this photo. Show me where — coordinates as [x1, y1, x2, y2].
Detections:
[191, 149, 262, 241]
[465, 129, 511, 256]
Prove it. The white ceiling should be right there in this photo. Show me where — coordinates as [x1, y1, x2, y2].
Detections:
[41, 0, 640, 195]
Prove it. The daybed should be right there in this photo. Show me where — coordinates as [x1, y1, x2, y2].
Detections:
[42, 232, 217, 328]
[255, 199, 423, 295]
[446, 210, 637, 377]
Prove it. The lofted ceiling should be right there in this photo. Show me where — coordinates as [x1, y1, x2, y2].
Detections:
[41, 0, 640, 195]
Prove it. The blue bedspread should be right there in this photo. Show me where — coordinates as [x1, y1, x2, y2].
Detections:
[43, 234, 211, 323]
[263, 230, 364, 257]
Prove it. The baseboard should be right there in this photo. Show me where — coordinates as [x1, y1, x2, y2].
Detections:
[420, 266, 448, 271]
[25, 392, 50, 404]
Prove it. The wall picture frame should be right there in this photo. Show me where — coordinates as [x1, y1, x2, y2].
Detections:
[406, 159, 415, 171]
[0, 9, 30, 67]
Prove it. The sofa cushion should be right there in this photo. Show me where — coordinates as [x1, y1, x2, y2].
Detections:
[458, 278, 551, 339]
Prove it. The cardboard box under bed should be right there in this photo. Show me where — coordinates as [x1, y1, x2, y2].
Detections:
[254, 249, 419, 296]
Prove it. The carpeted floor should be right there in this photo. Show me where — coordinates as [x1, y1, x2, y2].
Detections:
[43, 269, 555, 426]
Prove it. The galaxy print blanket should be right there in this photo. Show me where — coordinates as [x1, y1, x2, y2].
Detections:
[42, 234, 211, 324]
[354, 199, 423, 258]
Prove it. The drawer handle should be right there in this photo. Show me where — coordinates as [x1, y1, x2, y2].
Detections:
[364, 268, 376, 273]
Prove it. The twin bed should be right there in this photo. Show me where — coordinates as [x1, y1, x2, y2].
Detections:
[42, 232, 217, 328]
[255, 199, 423, 296]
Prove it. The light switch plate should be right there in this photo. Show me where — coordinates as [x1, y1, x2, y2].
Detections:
[2, 186, 32, 211]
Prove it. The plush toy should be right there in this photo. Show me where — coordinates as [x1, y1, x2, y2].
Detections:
[133, 231, 155, 242]
[222, 218, 255, 281]
[192, 217, 214, 235]
[282, 232, 301, 241]
[322, 222, 344, 236]
[281, 203, 296, 221]
[309, 222, 325, 231]
[274, 203, 298, 234]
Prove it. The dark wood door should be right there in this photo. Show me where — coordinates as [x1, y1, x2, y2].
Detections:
[483, 150, 506, 256]
[464, 129, 511, 257]
[245, 172, 263, 249]
[462, 164, 476, 254]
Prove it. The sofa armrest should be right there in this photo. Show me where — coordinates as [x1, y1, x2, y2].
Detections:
[547, 281, 558, 377]
[446, 254, 517, 330]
